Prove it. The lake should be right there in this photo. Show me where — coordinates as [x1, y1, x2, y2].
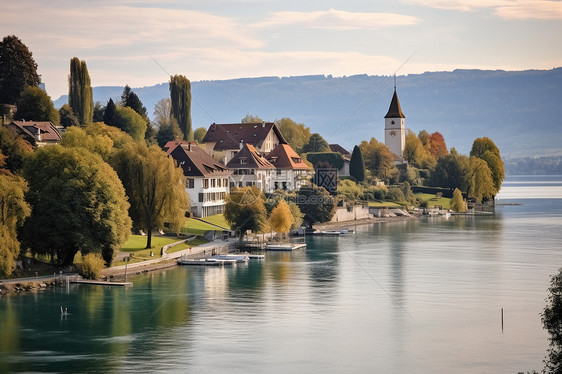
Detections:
[1, 176, 561, 373]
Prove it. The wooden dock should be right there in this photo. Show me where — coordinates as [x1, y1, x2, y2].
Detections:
[265, 243, 306, 251]
[71, 280, 133, 286]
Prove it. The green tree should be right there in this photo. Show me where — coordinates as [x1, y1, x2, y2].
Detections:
[60, 126, 114, 162]
[288, 201, 304, 230]
[68, 57, 93, 124]
[430, 153, 468, 192]
[359, 137, 397, 181]
[0, 35, 41, 105]
[349, 145, 365, 182]
[0, 173, 30, 277]
[269, 199, 294, 236]
[103, 98, 117, 127]
[466, 156, 495, 202]
[302, 133, 330, 153]
[93, 102, 105, 123]
[296, 186, 336, 228]
[450, 188, 467, 213]
[276, 118, 311, 153]
[193, 127, 207, 143]
[470, 137, 505, 195]
[113, 106, 147, 141]
[156, 117, 182, 148]
[224, 186, 267, 245]
[22, 145, 131, 266]
[120, 85, 152, 143]
[241, 114, 263, 123]
[541, 268, 562, 373]
[111, 143, 189, 249]
[338, 179, 363, 201]
[59, 104, 79, 128]
[15, 86, 60, 126]
[169, 75, 193, 141]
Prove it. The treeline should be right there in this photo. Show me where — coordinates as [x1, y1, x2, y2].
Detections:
[505, 156, 562, 175]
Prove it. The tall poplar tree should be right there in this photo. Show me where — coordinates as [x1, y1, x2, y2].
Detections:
[68, 57, 93, 125]
[169, 75, 193, 141]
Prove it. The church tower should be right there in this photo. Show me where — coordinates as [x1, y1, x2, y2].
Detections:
[384, 85, 406, 160]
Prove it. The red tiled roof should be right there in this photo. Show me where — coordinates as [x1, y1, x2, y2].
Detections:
[201, 122, 287, 151]
[8, 121, 62, 143]
[227, 143, 275, 170]
[329, 144, 350, 156]
[168, 142, 231, 177]
[266, 143, 310, 170]
[163, 141, 188, 154]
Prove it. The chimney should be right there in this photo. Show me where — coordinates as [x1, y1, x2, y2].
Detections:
[239, 140, 244, 149]
[261, 122, 265, 128]
[188, 143, 191, 152]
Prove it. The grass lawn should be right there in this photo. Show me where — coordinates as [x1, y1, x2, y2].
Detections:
[415, 193, 451, 209]
[115, 234, 206, 264]
[368, 201, 403, 208]
[181, 216, 230, 235]
[199, 214, 230, 229]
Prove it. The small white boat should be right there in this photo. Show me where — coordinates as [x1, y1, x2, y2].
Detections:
[266, 243, 306, 251]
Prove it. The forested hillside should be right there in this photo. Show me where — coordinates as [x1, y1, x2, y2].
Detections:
[54, 68, 562, 158]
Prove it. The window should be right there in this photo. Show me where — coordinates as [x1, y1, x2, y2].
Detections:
[274, 182, 279, 190]
[246, 182, 253, 187]
[198, 193, 203, 202]
[240, 158, 247, 165]
[230, 182, 235, 188]
[217, 179, 221, 187]
[203, 179, 209, 189]
[211, 179, 216, 188]
[277, 169, 282, 175]
[282, 182, 287, 190]
[186, 178, 194, 189]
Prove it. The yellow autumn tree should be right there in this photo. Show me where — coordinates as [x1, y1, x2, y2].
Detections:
[269, 199, 294, 237]
[450, 188, 467, 213]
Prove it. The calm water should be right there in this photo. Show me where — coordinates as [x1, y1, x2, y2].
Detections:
[1, 176, 561, 373]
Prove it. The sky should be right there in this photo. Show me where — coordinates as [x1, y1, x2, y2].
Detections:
[3, 0, 562, 100]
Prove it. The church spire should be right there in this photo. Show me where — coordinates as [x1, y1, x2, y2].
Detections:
[384, 88, 405, 119]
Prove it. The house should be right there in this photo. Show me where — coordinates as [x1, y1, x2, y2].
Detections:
[329, 144, 351, 177]
[266, 143, 312, 191]
[227, 143, 275, 193]
[201, 122, 287, 164]
[166, 141, 231, 218]
[4, 120, 62, 147]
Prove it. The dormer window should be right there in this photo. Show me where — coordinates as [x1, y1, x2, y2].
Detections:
[240, 158, 247, 164]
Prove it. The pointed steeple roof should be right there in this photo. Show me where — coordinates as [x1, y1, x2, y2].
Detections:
[384, 90, 405, 119]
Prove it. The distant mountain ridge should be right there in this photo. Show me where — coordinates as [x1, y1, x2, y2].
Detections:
[53, 68, 562, 158]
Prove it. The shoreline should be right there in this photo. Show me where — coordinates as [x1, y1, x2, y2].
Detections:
[1, 215, 419, 295]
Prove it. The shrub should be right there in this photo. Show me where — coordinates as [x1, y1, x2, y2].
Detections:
[76, 253, 106, 279]
[385, 187, 405, 202]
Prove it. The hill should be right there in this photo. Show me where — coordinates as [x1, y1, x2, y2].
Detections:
[53, 68, 562, 158]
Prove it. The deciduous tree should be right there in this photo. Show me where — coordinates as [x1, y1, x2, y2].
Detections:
[403, 130, 435, 169]
[470, 137, 505, 195]
[302, 133, 330, 153]
[22, 145, 131, 266]
[241, 114, 263, 123]
[15, 86, 60, 126]
[111, 143, 189, 249]
[276, 117, 311, 153]
[430, 153, 468, 192]
[466, 156, 495, 202]
[428, 131, 448, 160]
[68, 57, 93, 124]
[59, 104, 80, 128]
[0, 125, 32, 174]
[113, 106, 147, 141]
[450, 188, 467, 212]
[193, 127, 207, 143]
[269, 199, 294, 236]
[0, 35, 41, 105]
[296, 186, 336, 228]
[224, 186, 267, 245]
[0, 173, 30, 277]
[169, 75, 193, 141]
[359, 137, 397, 181]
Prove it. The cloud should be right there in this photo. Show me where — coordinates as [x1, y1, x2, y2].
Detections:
[404, 0, 562, 19]
[254, 9, 419, 30]
[495, 1, 562, 19]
